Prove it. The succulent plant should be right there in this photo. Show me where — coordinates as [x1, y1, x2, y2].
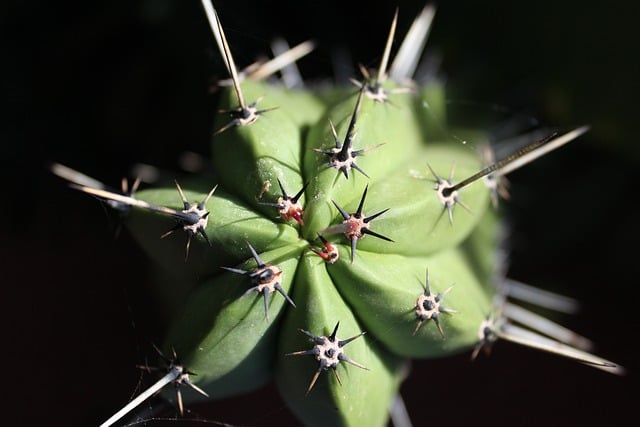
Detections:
[51, 2, 622, 426]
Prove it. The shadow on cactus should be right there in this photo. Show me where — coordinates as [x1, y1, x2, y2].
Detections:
[51, 2, 622, 426]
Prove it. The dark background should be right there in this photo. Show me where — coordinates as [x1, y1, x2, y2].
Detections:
[3, 0, 638, 425]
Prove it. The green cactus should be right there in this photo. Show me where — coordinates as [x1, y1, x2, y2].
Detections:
[51, 3, 621, 426]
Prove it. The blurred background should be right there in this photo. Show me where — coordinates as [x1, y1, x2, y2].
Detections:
[3, 0, 637, 425]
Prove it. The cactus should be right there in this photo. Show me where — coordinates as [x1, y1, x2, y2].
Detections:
[50, 2, 622, 426]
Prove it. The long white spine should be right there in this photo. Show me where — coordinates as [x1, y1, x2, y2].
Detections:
[99, 369, 179, 427]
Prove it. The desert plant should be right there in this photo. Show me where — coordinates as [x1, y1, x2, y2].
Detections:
[51, 2, 621, 426]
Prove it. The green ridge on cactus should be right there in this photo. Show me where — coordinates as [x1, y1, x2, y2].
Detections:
[121, 76, 500, 423]
[276, 254, 405, 427]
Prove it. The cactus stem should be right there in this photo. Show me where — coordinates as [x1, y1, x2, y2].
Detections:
[53, 4, 622, 424]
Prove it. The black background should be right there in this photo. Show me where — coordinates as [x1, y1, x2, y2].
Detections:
[3, 0, 638, 425]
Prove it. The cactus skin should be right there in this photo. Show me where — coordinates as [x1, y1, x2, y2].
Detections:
[50, 4, 622, 427]
[119, 65, 501, 424]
